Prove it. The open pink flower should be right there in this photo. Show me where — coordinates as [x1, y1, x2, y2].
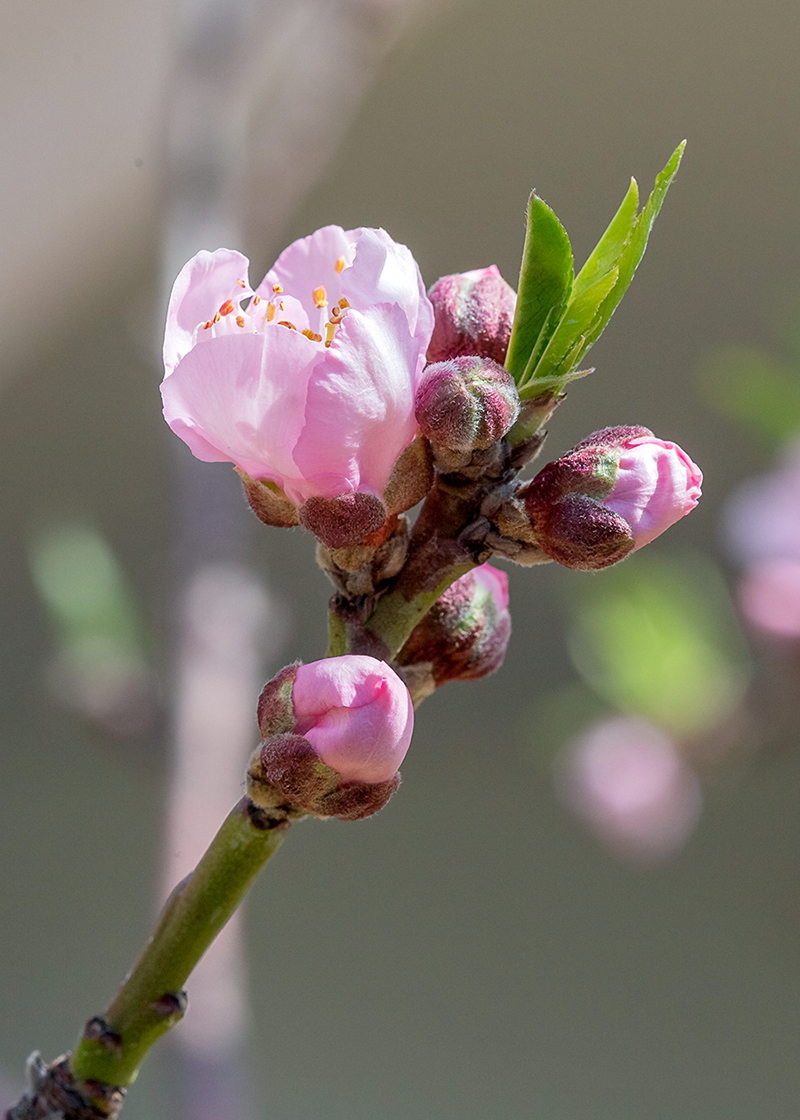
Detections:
[161, 226, 434, 508]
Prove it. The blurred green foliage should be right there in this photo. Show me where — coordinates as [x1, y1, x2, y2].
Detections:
[564, 552, 751, 737]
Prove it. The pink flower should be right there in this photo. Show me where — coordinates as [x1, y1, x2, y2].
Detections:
[523, 426, 702, 570]
[161, 226, 434, 508]
[555, 717, 703, 863]
[291, 656, 413, 783]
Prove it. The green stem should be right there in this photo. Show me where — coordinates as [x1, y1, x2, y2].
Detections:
[70, 798, 289, 1089]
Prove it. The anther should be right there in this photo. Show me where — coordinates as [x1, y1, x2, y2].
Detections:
[236, 316, 245, 328]
[219, 299, 234, 316]
[278, 320, 297, 330]
[313, 286, 328, 308]
[237, 278, 247, 288]
[338, 297, 350, 309]
[335, 257, 346, 274]
[273, 284, 284, 293]
[302, 328, 323, 342]
[253, 294, 262, 305]
[266, 302, 276, 322]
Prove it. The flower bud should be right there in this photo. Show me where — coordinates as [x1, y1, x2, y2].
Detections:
[427, 266, 517, 365]
[248, 656, 414, 820]
[415, 356, 520, 452]
[522, 426, 702, 570]
[397, 564, 511, 702]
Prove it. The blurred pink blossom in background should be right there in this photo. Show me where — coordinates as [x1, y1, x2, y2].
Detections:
[555, 716, 703, 863]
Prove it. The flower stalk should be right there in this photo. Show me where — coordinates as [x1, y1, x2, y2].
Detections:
[68, 799, 289, 1094]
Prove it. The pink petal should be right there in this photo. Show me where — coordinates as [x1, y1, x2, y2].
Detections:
[163, 249, 251, 377]
[291, 304, 424, 498]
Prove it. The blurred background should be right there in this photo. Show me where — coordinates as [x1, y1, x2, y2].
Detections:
[3, 0, 800, 1117]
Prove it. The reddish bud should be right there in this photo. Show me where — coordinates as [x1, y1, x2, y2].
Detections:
[415, 356, 520, 452]
[427, 266, 516, 365]
[397, 564, 511, 702]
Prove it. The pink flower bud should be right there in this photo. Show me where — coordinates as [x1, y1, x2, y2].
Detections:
[427, 266, 517, 365]
[161, 227, 434, 542]
[415, 356, 520, 452]
[291, 656, 413, 783]
[248, 657, 414, 820]
[397, 564, 511, 700]
[523, 426, 702, 570]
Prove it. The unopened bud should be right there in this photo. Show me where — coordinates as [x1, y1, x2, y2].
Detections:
[521, 426, 702, 570]
[427, 266, 516, 365]
[248, 656, 414, 820]
[415, 356, 520, 452]
[397, 564, 511, 702]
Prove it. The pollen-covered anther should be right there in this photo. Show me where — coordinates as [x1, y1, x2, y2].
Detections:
[219, 299, 235, 316]
[338, 297, 350, 309]
[253, 294, 262, 306]
[335, 256, 346, 274]
[302, 328, 323, 342]
[273, 284, 284, 293]
[213, 312, 221, 324]
[313, 286, 328, 308]
[236, 316, 245, 328]
[266, 302, 275, 322]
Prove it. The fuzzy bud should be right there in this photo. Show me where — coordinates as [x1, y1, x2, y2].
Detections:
[397, 564, 511, 702]
[427, 266, 517, 365]
[521, 426, 702, 570]
[248, 656, 414, 820]
[415, 356, 520, 452]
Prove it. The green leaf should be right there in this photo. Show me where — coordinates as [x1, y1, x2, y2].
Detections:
[524, 266, 619, 387]
[505, 193, 574, 384]
[581, 140, 686, 353]
[571, 176, 639, 301]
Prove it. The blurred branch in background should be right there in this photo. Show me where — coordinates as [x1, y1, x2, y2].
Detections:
[160, 1, 448, 1116]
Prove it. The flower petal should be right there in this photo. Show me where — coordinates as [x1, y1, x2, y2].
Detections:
[163, 249, 251, 377]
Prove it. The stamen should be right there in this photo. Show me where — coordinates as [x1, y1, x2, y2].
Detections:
[236, 316, 245, 328]
[313, 286, 328, 309]
[279, 301, 285, 311]
[237, 278, 247, 288]
[335, 256, 346, 274]
[219, 299, 234, 316]
[278, 320, 297, 330]
[253, 294, 261, 305]
[338, 297, 350, 309]
[202, 320, 213, 330]
[302, 328, 323, 342]
[266, 302, 276, 322]
[213, 312, 221, 324]
[273, 284, 284, 293]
